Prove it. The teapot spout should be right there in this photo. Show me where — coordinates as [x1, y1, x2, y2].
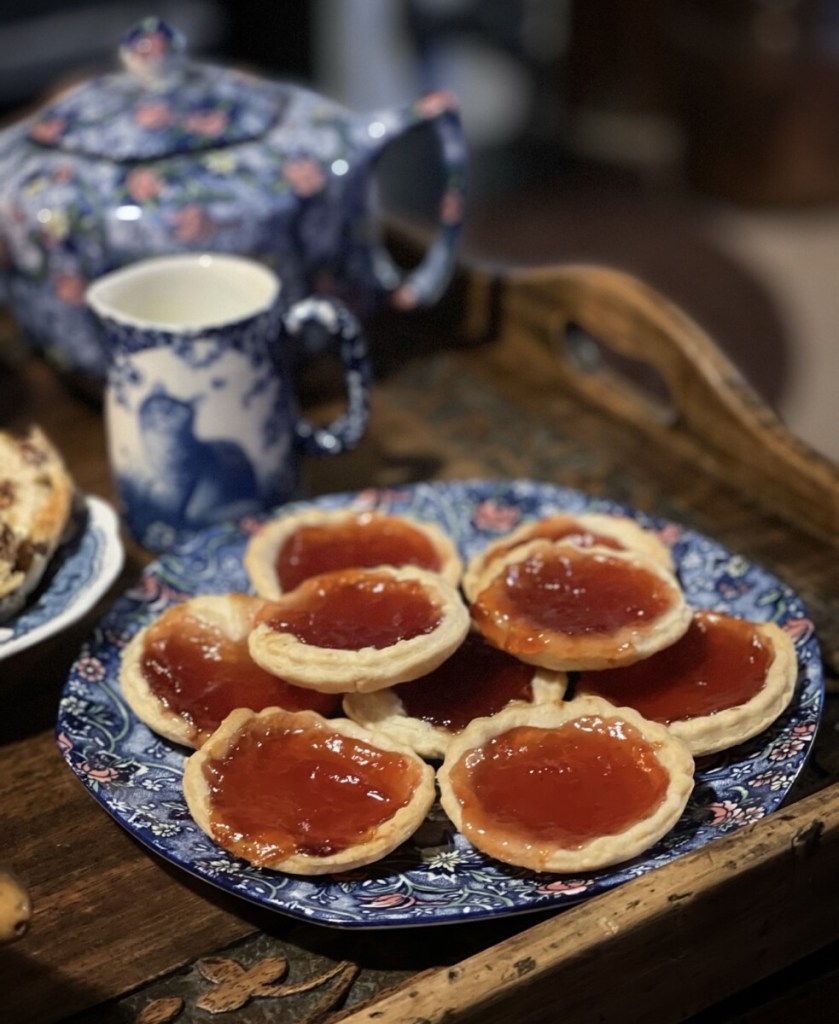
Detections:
[359, 91, 468, 310]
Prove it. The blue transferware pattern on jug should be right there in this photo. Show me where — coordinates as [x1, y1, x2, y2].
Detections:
[95, 267, 371, 552]
[0, 17, 468, 381]
[119, 386, 266, 546]
[100, 299, 295, 550]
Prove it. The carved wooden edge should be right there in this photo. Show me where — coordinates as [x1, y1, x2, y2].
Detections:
[133, 959, 357, 1022]
[449, 261, 839, 545]
[334, 783, 839, 1024]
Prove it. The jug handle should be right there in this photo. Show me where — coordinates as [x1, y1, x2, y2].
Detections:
[365, 92, 468, 310]
[285, 298, 372, 455]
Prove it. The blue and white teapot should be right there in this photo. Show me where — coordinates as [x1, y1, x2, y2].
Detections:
[0, 17, 468, 384]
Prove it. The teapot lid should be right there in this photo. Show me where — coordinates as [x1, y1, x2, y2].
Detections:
[27, 18, 282, 161]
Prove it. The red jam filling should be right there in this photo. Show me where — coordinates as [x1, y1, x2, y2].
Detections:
[256, 569, 443, 650]
[482, 518, 625, 575]
[204, 716, 422, 863]
[141, 605, 340, 743]
[395, 631, 536, 732]
[576, 611, 773, 723]
[472, 546, 674, 655]
[450, 717, 669, 848]
[276, 512, 442, 591]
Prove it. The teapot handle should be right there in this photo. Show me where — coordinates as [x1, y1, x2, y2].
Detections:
[365, 92, 468, 310]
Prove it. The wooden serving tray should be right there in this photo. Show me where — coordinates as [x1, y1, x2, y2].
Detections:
[1, 255, 836, 1024]
[334, 260, 839, 1023]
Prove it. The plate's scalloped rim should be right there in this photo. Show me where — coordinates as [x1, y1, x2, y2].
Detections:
[56, 479, 825, 929]
[0, 495, 124, 659]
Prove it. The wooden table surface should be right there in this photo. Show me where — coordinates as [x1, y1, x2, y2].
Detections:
[1, 256, 837, 1024]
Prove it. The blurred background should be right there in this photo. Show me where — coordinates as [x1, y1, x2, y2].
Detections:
[0, 0, 837, 462]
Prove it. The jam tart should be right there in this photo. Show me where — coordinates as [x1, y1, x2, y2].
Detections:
[120, 594, 340, 749]
[462, 511, 674, 603]
[437, 696, 695, 873]
[248, 564, 471, 694]
[244, 507, 463, 598]
[183, 707, 436, 874]
[576, 609, 798, 756]
[0, 426, 75, 623]
[470, 538, 691, 672]
[343, 629, 567, 759]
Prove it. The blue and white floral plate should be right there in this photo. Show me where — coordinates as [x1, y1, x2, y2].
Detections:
[0, 495, 124, 660]
[56, 480, 824, 929]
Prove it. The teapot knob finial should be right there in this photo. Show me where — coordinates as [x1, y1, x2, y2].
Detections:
[120, 17, 186, 89]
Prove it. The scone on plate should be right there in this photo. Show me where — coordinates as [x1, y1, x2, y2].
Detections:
[437, 696, 695, 873]
[248, 564, 470, 693]
[245, 507, 463, 598]
[470, 538, 691, 672]
[462, 511, 675, 603]
[183, 707, 436, 874]
[0, 426, 75, 622]
[575, 609, 798, 756]
[120, 593, 341, 749]
[343, 629, 567, 759]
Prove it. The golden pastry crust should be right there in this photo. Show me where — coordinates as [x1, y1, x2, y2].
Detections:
[470, 538, 691, 672]
[244, 507, 464, 598]
[577, 613, 799, 757]
[248, 564, 471, 694]
[462, 511, 675, 603]
[183, 707, 436, 875]
[120, 593, 275, 748]
[437, 696, 695, 873]
[343, 659, 567, 760]
[0, 426, 75, 622]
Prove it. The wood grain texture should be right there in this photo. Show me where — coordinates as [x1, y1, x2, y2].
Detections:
[364, 261, 839, 669]
[335, 785, 839, 1024]
[482, 263, 839, 545]
[1, 249, 837, 1024]
[378, 232, 839, 551]
[0, 729, 260, 1024]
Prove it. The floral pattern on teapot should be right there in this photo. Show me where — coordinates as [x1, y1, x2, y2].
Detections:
[0, 17, 468, 382]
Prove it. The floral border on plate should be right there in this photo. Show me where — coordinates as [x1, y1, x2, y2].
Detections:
[1, 495, 124, 659]
[56, 479, 824, 928]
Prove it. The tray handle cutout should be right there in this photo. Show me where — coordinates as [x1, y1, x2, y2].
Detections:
[502, 264, 839, 544]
